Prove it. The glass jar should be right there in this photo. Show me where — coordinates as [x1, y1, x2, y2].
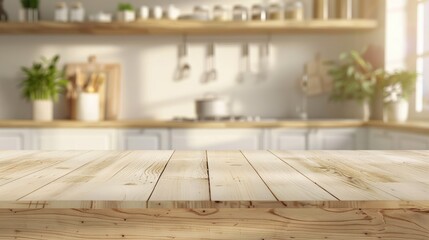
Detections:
[285, 1, 304, 20]
[251, 4, 267, 21]
[268, 3, 283, 20]
[194, 5, 210, 20]
[232, 5, 248, 21]
[213, 5, 230, 21]
[70, 2, 85, 22]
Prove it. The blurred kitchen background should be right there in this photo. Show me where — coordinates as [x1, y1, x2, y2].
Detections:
[0, 0, 389, 120]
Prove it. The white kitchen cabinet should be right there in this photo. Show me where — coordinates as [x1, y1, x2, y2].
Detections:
[32, 129, 117, 150]
[310, 128, 367, 150]
[368, 128, 429, 150]
[119, 129, 169, 150]
[368, 128, 396, 150]
[268, 129, 310, 150]
[0, 129, 31, 150]
[171, 129, 266, 150]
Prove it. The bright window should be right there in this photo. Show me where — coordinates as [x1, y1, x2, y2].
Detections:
[416, 0, 429, 112]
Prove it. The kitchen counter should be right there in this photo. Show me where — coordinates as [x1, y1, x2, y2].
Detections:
[0, 150, 427, 239]
[1, 119, 429, 134]
[0, 119, 365, 128]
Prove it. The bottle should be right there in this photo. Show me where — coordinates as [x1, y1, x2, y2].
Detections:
[70, 2, 85, 22]
[55, 2, 68, 22]
[336, 0, 353, 19]
[313, 0, 329, 20]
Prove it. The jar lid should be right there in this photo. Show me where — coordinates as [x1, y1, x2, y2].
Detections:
[71, 2, 83, 9]
[56, 2, 67, 8]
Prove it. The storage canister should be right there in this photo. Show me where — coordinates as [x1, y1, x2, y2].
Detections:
[313, 0, 329, 20]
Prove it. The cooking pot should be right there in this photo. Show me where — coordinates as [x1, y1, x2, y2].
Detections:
[195, 94, 230, 119]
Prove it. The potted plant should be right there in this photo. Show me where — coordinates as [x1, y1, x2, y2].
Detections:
[327, 50, 383, 121]
[19, 0, 39, 22]
[117, 3, 136, 22]
[21, 55, 68, 121]
[383, 71, 417, 122]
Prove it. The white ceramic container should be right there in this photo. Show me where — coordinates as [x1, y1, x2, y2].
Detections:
[33, 100, 54, 121]
[385, 99, 409, 123]
[77, 93, 100, 121]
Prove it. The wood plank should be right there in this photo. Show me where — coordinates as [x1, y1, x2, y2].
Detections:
[20, 151, 132, 201]
[0, 20, 378, 35]
[0, 151, 107, 200]
[0, 208, 427, 240]
[0, 151, 83, 186]
[149, 151, 210, 208]
[303, 151, 429, 200]
[242, 150, 336, 201]
[323, 151, 429, 184]
[21, 151, 174, 202]
[207, 151, 276, 202]
[271, 151, 399, 201]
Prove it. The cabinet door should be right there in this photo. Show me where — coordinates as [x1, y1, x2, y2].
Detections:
[0, 129, 31, 150]
[33, 129, 117, 150]
[171, 129, 265, 150]
[269, 129, 309, 150]
[310, 128, 365, 150]
[394, 132, 429, 150]
[120, 129, 169, 150]
[368, 128, 395, 150]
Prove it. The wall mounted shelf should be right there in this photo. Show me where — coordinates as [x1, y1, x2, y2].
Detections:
[0, 19, 378, 35]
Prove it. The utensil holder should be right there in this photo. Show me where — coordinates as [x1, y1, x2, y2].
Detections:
[77, 92, 100, 121]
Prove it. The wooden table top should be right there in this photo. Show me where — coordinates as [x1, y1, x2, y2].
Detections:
[0, 150, 428, 209]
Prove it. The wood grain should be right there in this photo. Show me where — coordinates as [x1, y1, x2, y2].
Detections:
[271, 151, 400, 201]
[0, 150, 428, 239]
[0, 20, 378, 35]
[242, 150, 336, 201]
[0, 151, 427, 209]
[207, 151, 277, 202]
[0, 208, 427, 240]
[149, 151, 210, 208]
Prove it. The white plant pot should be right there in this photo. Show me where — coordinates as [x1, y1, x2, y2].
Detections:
[117, 11, 136, 22]
[385, 99, 409, 123]
[362, 100, 371, 122]
[33, 100, 54, 121]
[77, 93, 100, 121]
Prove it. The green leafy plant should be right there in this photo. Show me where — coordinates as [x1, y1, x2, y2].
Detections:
[327, 50, 383, 103]
[118, 3, 134, 11]
[20, 55, 68, 101]
[383, 71, 418, 103]
[20, 0, 39, 9]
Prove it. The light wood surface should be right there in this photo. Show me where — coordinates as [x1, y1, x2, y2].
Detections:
[0, 20, 378, 35]
[1, 208, 427, 240]
[0, 150, 427, 208]
[0, 119, 365, 129]
[0, 150, 428, 239]
[1, 120, 429, 135]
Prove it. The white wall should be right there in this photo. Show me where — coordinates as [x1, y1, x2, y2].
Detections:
[0, 0, 384, 120]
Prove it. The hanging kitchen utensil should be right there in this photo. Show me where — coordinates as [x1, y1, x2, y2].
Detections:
[201, 43, 217, 84]
[237, 43, 251, 83]
[174, 35, 191, 81]
[258, 37, 270, 81]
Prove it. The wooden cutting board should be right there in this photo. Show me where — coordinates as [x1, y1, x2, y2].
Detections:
[65, 57, 121, 120]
